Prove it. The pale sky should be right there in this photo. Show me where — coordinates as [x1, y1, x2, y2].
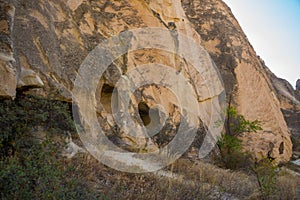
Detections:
[223, 0, 300, 88]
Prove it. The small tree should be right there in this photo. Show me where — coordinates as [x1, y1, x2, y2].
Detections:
[217, 106, 262, 169]
[217, 106, 279, 198]
[253, 158, 278, 200]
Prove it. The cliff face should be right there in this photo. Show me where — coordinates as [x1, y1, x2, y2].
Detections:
[181, 0, 293, 161]
[0, 0, 296, 162]
[297, 80, 300, 101]
[0, 1, 17, 97]
[268, 72, 300, 142]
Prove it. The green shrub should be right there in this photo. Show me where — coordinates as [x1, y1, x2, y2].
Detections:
[217, 134, 252, 169]
[217, 106, 282, 199]
[0, 93, 101, 199]
[217, 106, 262, 170]
[0, 139, 97, 199]
[225, 106, 262, 137]
[0, 94, 75, 159]
[253, 158, 278, 199]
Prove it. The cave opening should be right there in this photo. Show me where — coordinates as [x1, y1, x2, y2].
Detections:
[138, 102, 151, 126]
[279, 142, 284, 155]
[100, 84, 115, 113]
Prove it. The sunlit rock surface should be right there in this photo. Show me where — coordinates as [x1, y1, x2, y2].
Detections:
[0, 0, 296, 162]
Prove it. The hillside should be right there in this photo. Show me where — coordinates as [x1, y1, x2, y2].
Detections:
[0, 0, 299, 199]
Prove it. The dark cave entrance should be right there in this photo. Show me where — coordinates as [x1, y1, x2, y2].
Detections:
[100, 84, 115, 113]
[279, 142, 284, 155]
[138, 102, 151, 126]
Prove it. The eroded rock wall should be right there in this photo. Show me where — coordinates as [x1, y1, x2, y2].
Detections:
[182, 0, 292, 161]
[296, 79, 300, 101]
[0, 0, 295, 162]
[0, 0, 17, 98]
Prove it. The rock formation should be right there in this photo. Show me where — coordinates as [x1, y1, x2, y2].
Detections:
[296, 79, 300, 100]
[0, 0, 297, 162]
[0, 0, 17, 98]
[182, 0, 292, 161]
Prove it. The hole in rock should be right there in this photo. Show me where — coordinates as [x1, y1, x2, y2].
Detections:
[138, 102, 151, 126]
[100, 84, 115, 113]
[279, 142, 284, 155]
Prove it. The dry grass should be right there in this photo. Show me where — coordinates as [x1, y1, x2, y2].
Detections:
[66, 154, 211, 199]
[64, 153, 300, 200]
[166, 159, 258, 199]
[275, 170, 300, 200]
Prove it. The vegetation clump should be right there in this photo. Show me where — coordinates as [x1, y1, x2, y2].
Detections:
[217, 106, 262, 170]
[216, 106, 297, 199]
[0, 94, 97, 199]
[0, 95, 299, 199]
[0, 94, 75, 158]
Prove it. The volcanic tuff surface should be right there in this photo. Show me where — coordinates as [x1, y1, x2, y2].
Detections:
[1, 0, 299, 162]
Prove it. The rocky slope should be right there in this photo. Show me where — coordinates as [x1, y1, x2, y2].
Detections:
[297, 80, 300, 100]
[265, 67, 300, 137]
[0, 0, 297, 162]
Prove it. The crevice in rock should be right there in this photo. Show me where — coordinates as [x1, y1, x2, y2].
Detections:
[150, 9, 169, 29]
